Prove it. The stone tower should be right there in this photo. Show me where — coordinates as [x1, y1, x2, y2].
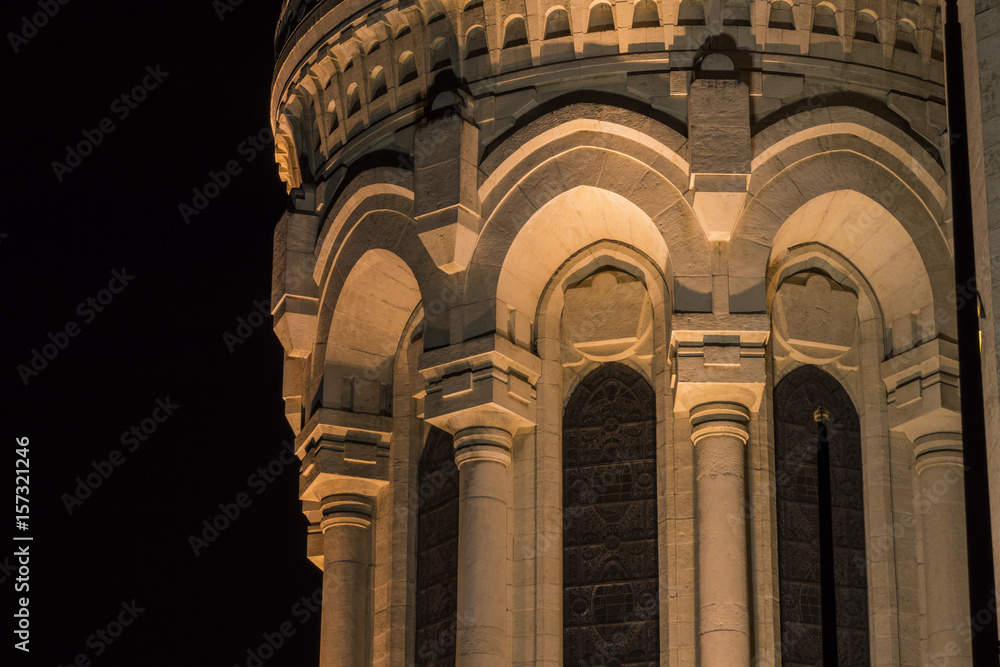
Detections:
[269, 0, 985, 665]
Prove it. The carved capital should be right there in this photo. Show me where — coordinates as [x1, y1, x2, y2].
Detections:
[419, 334, 541, 434]
[671, 315, 769, 412]
[297, 408, 392, 502]
[881, 339, 961, 442]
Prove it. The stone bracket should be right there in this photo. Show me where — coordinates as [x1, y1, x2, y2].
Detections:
[419, 334, 541, 433]
[671, 314, 769, 412]
[272, 204, 320, 358]
[296, 408, 392, 502]
[413, 111, 481, 274]
[881, 338, 961, 441]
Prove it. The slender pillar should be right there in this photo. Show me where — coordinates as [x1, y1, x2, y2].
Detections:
[914, 433, 972, 666]
[453, 426, 513, 667]
[320, 494, 374, 667]
[691, 401, 751, 666]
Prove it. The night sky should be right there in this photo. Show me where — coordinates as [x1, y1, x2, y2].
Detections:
[3, 1, 321, 665]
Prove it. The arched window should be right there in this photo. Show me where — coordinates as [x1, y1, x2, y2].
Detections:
[677, 0, 706, 25]
[895, 19, 918, 53]
[504, 16, 529, 47]
[346, 83, 361, 116]
[369, 66, 387, 100]
[326, 100, 339, 133]
[588, 2, 616, 32]
[398, 51, 418, 85]
[855, 10, 879, 43]
[632, 0, 660, 28]
[415, 427, 460, 667]
[545, 7, 572, 38]
[774, 366, 869, 666]
[724, 0, 752, 26]
[812, 2, 838, 35]
[769, 0, 796, 30]
[563, 363, 659, 665]
[465, 26, 488, 58]
[430, 38, 452, 70]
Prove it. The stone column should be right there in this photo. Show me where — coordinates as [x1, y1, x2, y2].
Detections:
[882, 340, 971, 665]
[295, 409, 393, 667]
[453, 426, 514, 667]
[671, 318, 768, 667]
[419, 335, 542, 667]
[914, 433, 971, 666]
[320, 494, 374, 667]
[690, 401, 752, 666]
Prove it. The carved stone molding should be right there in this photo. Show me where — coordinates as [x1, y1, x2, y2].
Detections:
[296, 408, 393, 502]
[881, 338, 961, 441]
[671, 314, 769, 413]
[419, 334, 541, 434]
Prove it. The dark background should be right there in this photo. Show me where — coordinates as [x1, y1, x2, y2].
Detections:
[2, 1, 322, 665]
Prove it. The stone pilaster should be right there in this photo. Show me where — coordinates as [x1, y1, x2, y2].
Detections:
[419, 335, 540, 667]
[883, 340, 971, 665]
[672, 317, 768, 667]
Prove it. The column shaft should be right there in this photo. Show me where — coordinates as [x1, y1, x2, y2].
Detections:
[320, 495, 374, 667]
[916, 435, 972, 666]
[691, 402, 751, 666]
[454, 427, 512, 667]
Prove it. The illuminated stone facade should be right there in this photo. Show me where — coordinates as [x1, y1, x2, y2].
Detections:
[268, 0, 990, 664]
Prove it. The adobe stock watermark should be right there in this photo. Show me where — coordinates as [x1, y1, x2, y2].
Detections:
[188, 439, 296, 556]
[17, 268, 135, 386]
[51, 65, 170, 182]
[230, 588, 323, 667]
[55, 600, 145, 667]
[7, 0, 71, 53]
[223, 298, 270, 353]
[213, 0, 244, 21]
[178, 127, 273, 224]
[61, 396, 179, 514]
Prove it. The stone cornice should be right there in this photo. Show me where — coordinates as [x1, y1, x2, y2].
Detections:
[881, 337, 961, 441]
[296, 408, 393, 501]
[419, 334, 541, 433]
[671, 314, 769, 412]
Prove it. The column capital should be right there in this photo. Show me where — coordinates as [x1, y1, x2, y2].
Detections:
[881, 339, 961, 442]
[913, 432, 964, 474]
[690, 402, 751, 445]
[297, 408, 392, 503]
[453, 426, 514, 469]
[671, 316, 769, 413]
[419, 334, 541, 435]
[319, 494, 375, 532]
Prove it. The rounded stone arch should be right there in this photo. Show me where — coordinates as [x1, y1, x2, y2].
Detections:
[468, 184, 691, 348]
[310, 169, 443, 411]
[751, 106, 947, 216]
[466, 106, 711, 342]
[730, 152, 953, 340]
[321, 248, 422, 413]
